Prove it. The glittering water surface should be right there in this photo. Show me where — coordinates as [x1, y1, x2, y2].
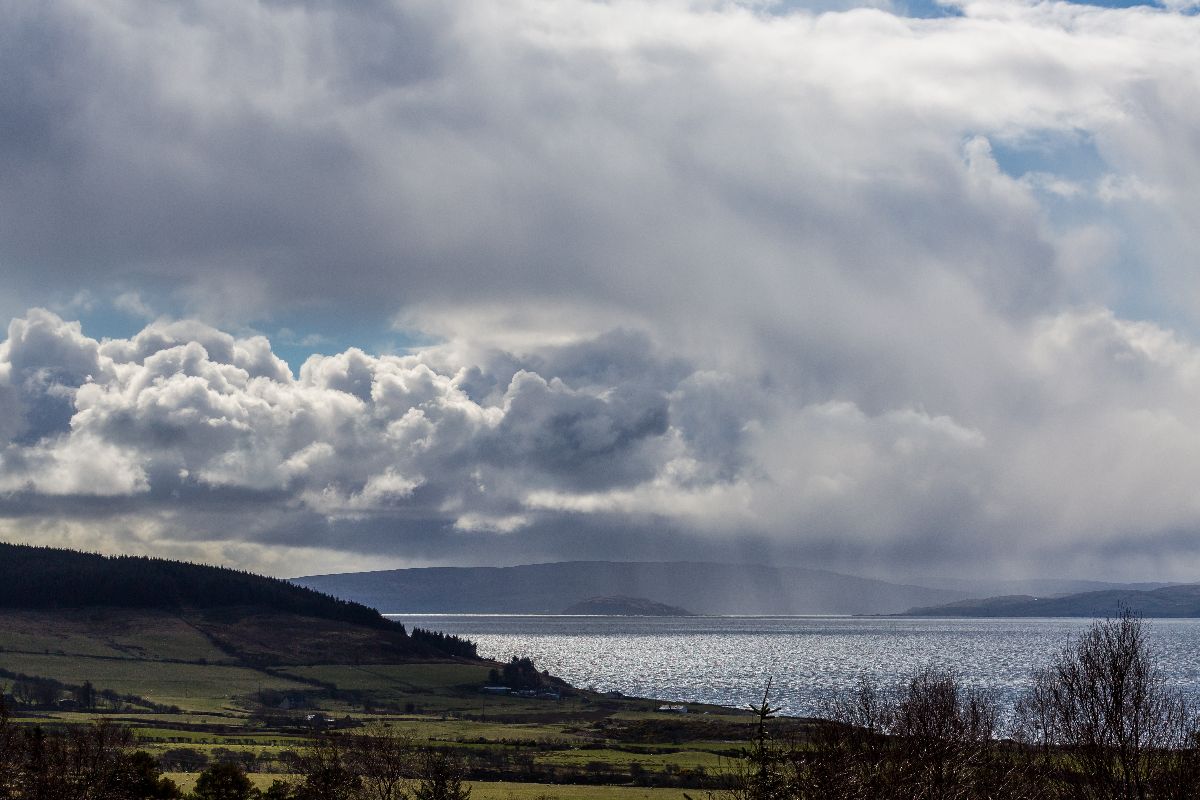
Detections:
[389, 615, 1200, 716]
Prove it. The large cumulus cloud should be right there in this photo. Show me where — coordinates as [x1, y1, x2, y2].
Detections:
[3, 0, 1200, 577]
[4, 307, 1200, 580]
[0, 312, 705, 565]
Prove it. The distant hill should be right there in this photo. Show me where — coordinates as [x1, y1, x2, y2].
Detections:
[561, 596, 693, 616]
[293, 560, 969, 615]
[903, 584, 1200, 617]
[0, 542, 476, 662]
[907, 577, 1177, 598]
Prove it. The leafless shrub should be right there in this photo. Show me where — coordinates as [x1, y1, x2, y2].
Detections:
[1, 695, 20, 800]
[1013, 611, 1200, 800]
[294, 733, 364, 800]
[793, 676, 892, 799]
[791, 667, 1016, 800]
[410, 747, 472, 800]
[345, 723, 418, 800]
[0, 717, 179, 800]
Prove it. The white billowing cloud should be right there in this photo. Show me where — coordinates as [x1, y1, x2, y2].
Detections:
[0, 435, 148, 497]
[112, 292, 155, 320]
[0, 311, 693, 543]
[1006, 310, 1200, 542]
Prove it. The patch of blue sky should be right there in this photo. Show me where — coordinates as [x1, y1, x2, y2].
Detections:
[264, 309, 436, 376]
[1106, 245, 1171, 330]
[984, 129, 1190, 336]
[988, 129, 1107, 185]
[61, 287, 431, 377]
[73, 303, 155, 344]
[987, 130, 1107, 237]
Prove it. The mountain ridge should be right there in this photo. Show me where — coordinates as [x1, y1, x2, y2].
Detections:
[903, 583, 1200, 617]
[293, 559, 969, 615]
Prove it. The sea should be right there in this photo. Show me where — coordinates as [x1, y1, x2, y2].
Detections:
[387, 614, 1200, 716]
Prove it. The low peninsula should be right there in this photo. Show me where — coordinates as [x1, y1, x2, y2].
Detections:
[560, 595, 694, 616]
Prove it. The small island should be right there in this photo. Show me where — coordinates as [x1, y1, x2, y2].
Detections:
[561, 595, 694, 616]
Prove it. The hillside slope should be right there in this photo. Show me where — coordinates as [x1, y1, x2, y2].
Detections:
[293, 560, 968, 615]
[0, 542, 386, 627]
[0, 543, 476, 663]
[904, 584, 1200, 617]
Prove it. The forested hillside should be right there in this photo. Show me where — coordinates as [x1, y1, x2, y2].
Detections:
[0, 543, 479, 661]
[0, 542, 385, 628]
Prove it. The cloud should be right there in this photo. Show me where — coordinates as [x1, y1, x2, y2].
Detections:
[3, 0, 1198, 330]
[0, 312, 713, 563]
[112, 292, 156, 320]
[3, 306, 1200, 580]
[2, 1, 1200, 578]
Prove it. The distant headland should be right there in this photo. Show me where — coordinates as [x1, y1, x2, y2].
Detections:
[560, 595, 694, 616]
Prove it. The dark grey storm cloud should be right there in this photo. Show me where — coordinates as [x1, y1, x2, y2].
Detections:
[2, 0, 1200, 578]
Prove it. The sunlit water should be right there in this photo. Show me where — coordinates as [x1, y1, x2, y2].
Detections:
[388, 615, 1200, 716]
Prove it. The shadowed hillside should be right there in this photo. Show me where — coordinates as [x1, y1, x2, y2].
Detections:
[904, 583, 1200, 617]
[294, 560, 969, 615]
[0, 542, 389, 628]
[0, 542, 478, 663]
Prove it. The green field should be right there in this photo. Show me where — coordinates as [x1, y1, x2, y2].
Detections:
[162, 774, 695, 799]
[1, 651, 311, 710]
[0, 609, 233, 663]
[285, 663, 494, 690]
[467, 783, 694, 800]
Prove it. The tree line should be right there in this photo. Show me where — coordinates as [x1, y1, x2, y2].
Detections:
[725, 612, 1200, 799]
[409, 629, 477, 660]
[0, 712, 181, 800]
[487, 656, 549, 690]
[0, 669, 179, 714]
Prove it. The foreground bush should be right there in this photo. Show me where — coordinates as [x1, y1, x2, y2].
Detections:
[776, 667, 1016, 800]
[722, 612, 1200, 800]
[0, 705, 180, 799]
[1013, 610, 1200, 799]
[277, 728, 470, 800]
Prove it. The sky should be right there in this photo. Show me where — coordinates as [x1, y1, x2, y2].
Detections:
[3, 0, 1200, 580]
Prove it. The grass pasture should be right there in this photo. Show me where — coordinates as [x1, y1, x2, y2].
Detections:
[160, 775, 694, 799]
[467, 782, 694, 800]
[0, 651, 312, 711]
[534, 746, 725, 772]
[283, 662, 493, 694]
[0, 609, 233, 663]
[281, 662, 600, 720]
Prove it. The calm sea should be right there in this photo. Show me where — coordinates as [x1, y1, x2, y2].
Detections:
[387, 615, 1200, 716]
